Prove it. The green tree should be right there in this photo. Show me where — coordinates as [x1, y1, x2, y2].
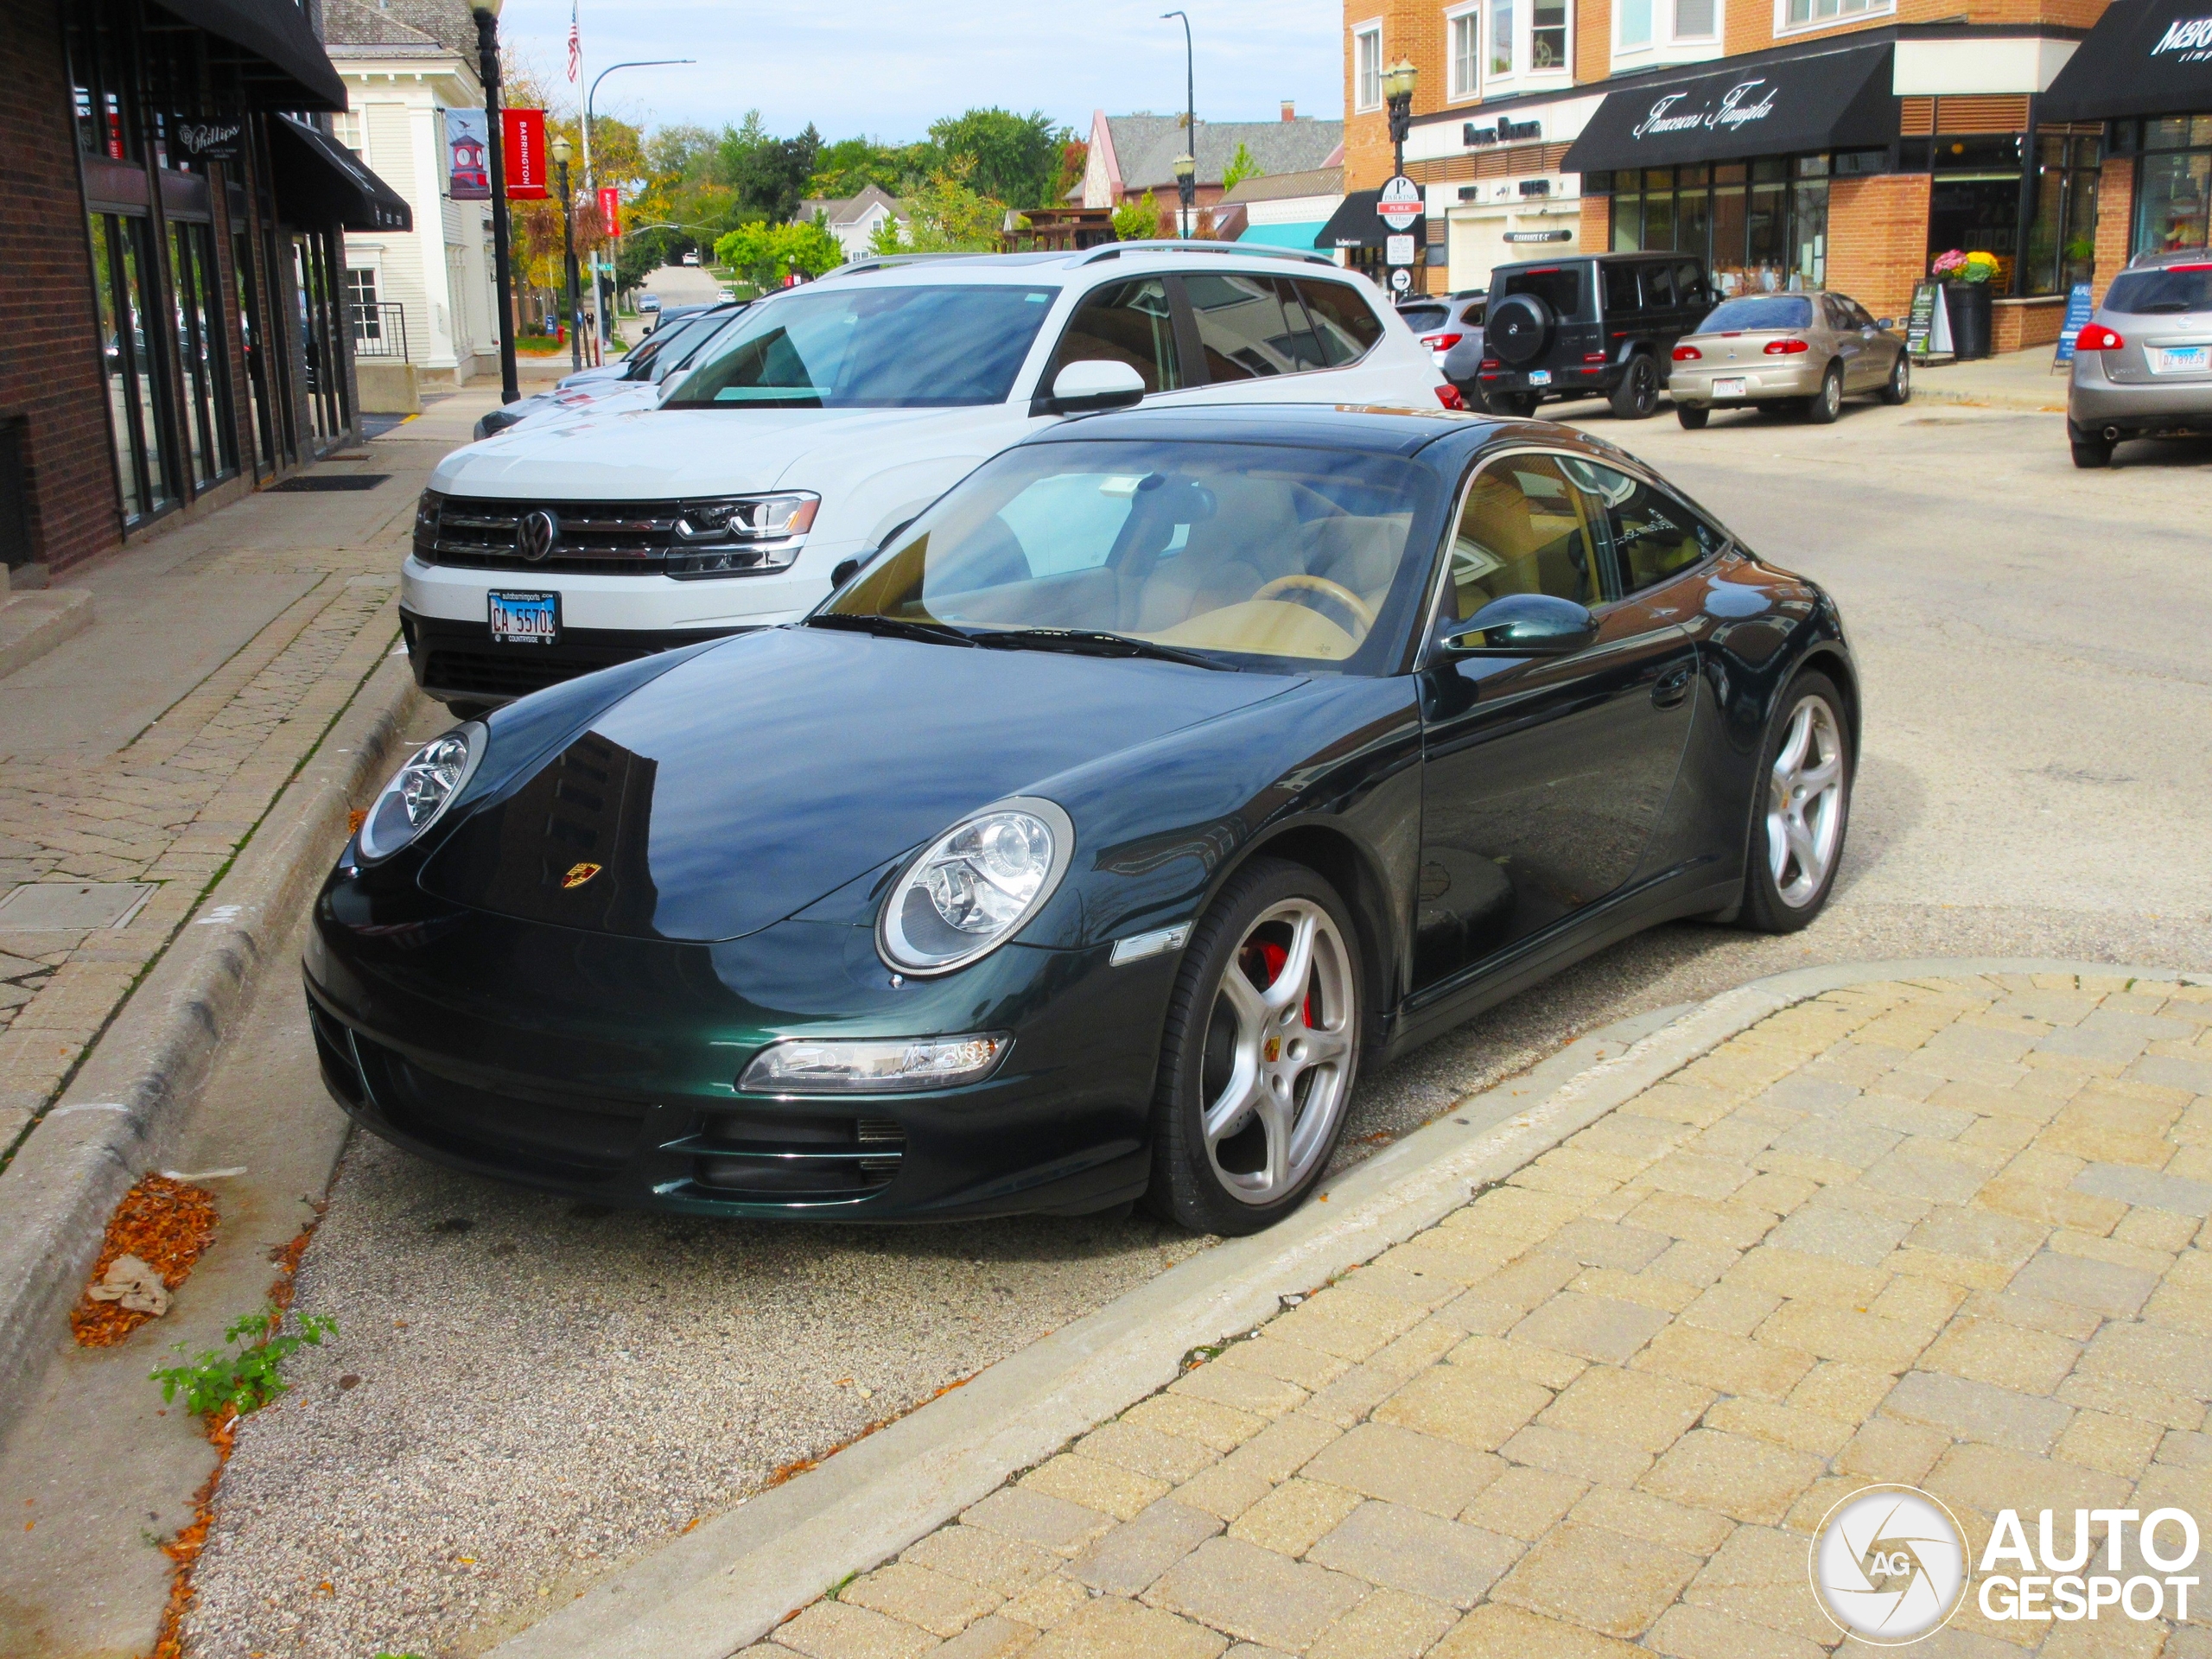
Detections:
[1111, 191, 1162, 241]
[1221, 142, 1263, 192]
[715, 112, 823, 224]
[925, 108, 1069, 209]
[713, 217, 845, 286]
[1052, 139, 1090, 205]
[810, 135, 931, 199]
[876, 160, 1007, 252]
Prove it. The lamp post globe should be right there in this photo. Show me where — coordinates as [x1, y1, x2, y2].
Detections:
[470, 0, 518, 402]
[1172, 151, 1197, 237]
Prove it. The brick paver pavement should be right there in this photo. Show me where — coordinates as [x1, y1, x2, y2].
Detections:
[747, 971, 2212, 1659]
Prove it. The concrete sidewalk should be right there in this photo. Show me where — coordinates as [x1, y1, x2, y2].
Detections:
[1911, 348, 2072, 415]
[758, 970, 2212, 1659]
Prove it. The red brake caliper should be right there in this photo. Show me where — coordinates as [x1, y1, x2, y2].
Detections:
[1243, 939, 1315, 1027]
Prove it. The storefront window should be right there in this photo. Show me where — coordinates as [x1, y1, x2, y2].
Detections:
[88, 213, 176, 523]
[293, 231, 350, 449]
[2133, 118, 2212, 255]
[64, 0, 139, 162]
[234, 228, 275, 479]
[1605, 160, 1821, 293]
[1791, 180, 1827, 287]
[168, 222, 237, 487]
[2024, 135, 2101, 296]
[1926, 134, 2023, 289]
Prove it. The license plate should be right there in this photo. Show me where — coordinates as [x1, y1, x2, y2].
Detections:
[489, 589, 559, 645]
[2150, 345, 2209, 375]
[1714, 377, 1747, 398]
[1527, 369, 1553, 386]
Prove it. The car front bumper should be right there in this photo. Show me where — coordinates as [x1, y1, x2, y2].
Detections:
[2067, 357, 2212, 435]
[304, 860, 1170, 1220]
[1669, 359, 1823, 406]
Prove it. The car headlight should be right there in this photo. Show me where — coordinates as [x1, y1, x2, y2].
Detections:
[357, 723, 485, 861]
[738, 1033, 1012, 1095]
[665, 493, 821, 580]
[877, 797, 1075, 976]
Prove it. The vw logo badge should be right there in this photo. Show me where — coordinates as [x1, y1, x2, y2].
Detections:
[517, 508, 559, 563]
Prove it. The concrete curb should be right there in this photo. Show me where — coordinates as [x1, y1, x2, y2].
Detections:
[1912, 378, 2069, 414]
[489, 956, 2208, 1659]
[0, 648, 423, 1434]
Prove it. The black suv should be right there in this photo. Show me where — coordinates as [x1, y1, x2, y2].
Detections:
[1477, 252, 1713, 420]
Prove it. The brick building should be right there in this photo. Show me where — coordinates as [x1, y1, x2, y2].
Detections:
[1078, 107, 1345, 236]
[1, 0, 410, 583]
[1339, 0, 2203, 346]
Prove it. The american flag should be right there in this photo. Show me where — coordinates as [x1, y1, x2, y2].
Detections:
[566, 3, 581, 82]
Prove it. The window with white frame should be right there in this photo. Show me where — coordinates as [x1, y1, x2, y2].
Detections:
[1532, 0, 1569, 67]
[1783, 0, 1881, 26]
[1618, 0, 1653, 47]
[1489, 0, 1515, 76]
[1674, 0, 1717, 32]
[1451, 9, 1481, 98]
[1355, 24, 1382, 109]
[332, 110, 366, 162]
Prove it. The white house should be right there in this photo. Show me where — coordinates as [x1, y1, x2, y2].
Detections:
[323, 0, 499, 388]
[797, 185, 907, 259]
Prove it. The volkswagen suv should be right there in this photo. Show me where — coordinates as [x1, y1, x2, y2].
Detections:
[404, 247, 1449, 713]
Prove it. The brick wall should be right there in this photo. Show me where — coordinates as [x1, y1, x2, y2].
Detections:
[2092, 156, 2133, 303]
[1725, 0, 2110, 59]
[0, 0, 121, 575]
[1580, 194, 1611, 251]
[1827, 172, 1932, 322]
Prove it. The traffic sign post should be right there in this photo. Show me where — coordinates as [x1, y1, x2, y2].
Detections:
[1378, 175, 1423, 295]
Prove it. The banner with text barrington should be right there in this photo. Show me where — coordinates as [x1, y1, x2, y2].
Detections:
[503, 108, 548, 200]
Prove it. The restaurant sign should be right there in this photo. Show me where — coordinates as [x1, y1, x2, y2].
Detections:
[1632, 79, 1779, 140]
[168, 118, 244, 162]
[2152, 14, 2212, 60]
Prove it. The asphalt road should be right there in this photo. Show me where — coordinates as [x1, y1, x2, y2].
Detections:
[177, 394, 2212, 1659]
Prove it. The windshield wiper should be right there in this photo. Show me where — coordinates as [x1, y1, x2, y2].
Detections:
[972, 628, 1232, 671]
[808, 613, 977, 647]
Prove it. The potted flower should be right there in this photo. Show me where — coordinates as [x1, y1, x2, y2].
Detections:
[1934, 248, 1999, 359]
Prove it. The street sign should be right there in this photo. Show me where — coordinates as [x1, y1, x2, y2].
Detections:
[2052, 282, 2094, 367]
[1385, 233, 1416, 268]
[1377, 175, 1422, 232]
[1391, 268, 1412, 293]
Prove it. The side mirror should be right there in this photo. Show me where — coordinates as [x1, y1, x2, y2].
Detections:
[1046, 359, 1147, 415]
[1875, 318, 1896, 331]
[1441, 593, 1598, 658]
[830, 556, 864, 589]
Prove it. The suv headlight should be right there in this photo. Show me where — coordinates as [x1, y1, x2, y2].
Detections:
[877, 798, 1075, 976]
[413, 490, 443, 563]
[357, 723, 484, 861]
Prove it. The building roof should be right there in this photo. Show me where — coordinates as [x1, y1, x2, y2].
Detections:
[1218, 165, 1344, 206]
[1101, 115, 1344, 193]
[798, 183, 906, 226]
[323, 0, 478, 60]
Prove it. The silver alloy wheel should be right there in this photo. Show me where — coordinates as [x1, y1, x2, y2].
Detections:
[1200, 899, 1356, 1205]
[1819, 368, 1841, 419]
[1892, 354, 1910, 399]
[1767, 694, 1847, 908]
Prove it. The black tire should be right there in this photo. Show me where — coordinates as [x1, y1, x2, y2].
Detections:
[1878, 351, 1911, 406]
[1675, 404, 1710, 429]
[1486, 293, 1555, 366]
[1737, 670, 1853, 934]
[1610, 353, 1661, 420]
[1147, 858, 1363, 1236]
[2070, 435, 2114, 468]
[1805, 363, 1843, 425]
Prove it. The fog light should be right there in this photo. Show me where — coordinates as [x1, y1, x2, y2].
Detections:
[739, 1033, 1012, 1094]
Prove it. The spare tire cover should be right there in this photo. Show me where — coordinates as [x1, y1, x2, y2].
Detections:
[1487, 293, 1554, 365]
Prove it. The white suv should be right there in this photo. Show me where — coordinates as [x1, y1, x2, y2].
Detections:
[404, 245, 1452, 710]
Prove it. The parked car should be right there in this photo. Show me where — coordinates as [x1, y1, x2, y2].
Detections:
[681, 251, 701, 266]
[1668, 292, 1909, 428]
[471, 305, 747, 442]
[315, 402, 1856, 1232]
[2067, 247, 2212, 468]
[1397, 291, 1486, 370]
[1477, 252, 1713, 420]
[404, 246, 1452, 714]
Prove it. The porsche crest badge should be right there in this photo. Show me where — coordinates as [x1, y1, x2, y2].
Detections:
[561, 861, 603, 889]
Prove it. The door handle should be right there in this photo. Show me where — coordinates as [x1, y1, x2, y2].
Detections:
[1652, 663, 1693, 709]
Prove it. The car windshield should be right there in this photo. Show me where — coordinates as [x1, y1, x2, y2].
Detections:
[664, 283, 1060, 408]
[818, 438, 1445, 674]
[1398, 304, 1450, 332]
[1697, 296, 1814, 332]
[626, 309, 726, 378]
[2103, 266, 2212, 315]
[1495, 266, 1587, 319]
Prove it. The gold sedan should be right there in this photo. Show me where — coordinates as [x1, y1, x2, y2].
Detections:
[1668, 290, 1910, 428]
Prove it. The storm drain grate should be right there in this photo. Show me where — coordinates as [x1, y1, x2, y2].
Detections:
[0, 882, 156, 931]
[269, 474, 390, 493]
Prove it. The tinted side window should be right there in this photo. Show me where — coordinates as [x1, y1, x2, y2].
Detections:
[1821, 295, 1853, 332]
[1603, 264, 1641, 316]
[1442, 454, 1603, 621]
[1185, 273, 1315, 378]
[1047, 277, 1183, 393]
[1642, 263, 1677, 308]
[1300, 279, 1386, 364]
[1560, 459, 1725, 594]
[1846, 297, 1878, 329]
[1676, 262, 1709, 308]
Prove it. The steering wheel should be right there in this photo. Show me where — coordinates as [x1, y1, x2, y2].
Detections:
[1250, 575, 1376, 636]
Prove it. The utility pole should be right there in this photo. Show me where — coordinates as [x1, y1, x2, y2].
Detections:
[552, 133, 582, 372]
[470, 0, 519, 404]
[586, 59, 693, 351]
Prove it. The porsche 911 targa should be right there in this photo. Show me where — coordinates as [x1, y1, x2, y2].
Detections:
[307, 404, 1856, 1235]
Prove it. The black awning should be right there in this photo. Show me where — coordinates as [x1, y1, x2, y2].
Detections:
[1318, 189, 1383, 249]
[270, 117, 412, 232]
[2042, 0, 2212, 123]
[144, 0, 348, 112]
[1561, 41, 1897, 172]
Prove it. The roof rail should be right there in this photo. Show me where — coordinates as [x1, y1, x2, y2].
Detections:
[1080, 239, 1335, 267]
[822, 252, 976, 278]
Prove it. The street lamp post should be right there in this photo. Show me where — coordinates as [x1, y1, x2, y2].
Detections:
[1382, 59, 1418, 180]
[584, 58, 693, 350]
[551, 133, 581, 372]
[469, 0, 519, 404]
[1162, 10, 1196, 236]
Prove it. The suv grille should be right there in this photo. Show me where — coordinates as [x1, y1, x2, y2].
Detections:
[414, 493, 808, 579]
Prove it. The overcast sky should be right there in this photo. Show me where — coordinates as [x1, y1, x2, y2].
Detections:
[495, 0, 1345, 143]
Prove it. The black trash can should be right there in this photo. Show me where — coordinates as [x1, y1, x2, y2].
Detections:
[1946, 283, 1993, 360]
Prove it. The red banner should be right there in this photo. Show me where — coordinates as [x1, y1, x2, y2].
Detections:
[597, 185, 620, 237]
[502, 107, 547, 199]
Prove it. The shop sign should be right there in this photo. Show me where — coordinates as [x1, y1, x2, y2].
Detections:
[447, 110, 491, 200]
[1465, 116, 1543, 147]
[598, 184, 620, 236]
[503, 107, 548, 200]
[1631, 79, 1778, 141]
[2053, 283, 2095, 365]
[1377, 176, 1423, 232]
[168, 118, 244, 162]
[1905, 281, 1955, 358]
[1504, 229, 1574, 243]
[2152, 15, 2212, 60]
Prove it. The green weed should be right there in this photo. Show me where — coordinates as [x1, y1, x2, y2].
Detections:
[150, 1304, 337, 1419]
